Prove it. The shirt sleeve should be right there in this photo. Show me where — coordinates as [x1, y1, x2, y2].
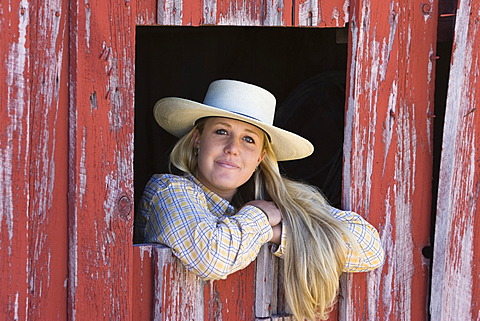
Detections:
[141, 177, 273, 280]
[330, 208, 385, 272]
[271, 208, 384, 272]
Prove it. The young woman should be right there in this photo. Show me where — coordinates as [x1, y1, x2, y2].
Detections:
[136, 79, 384, 320]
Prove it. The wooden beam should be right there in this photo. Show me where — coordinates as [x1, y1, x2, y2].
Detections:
[341, 0, 438, 319]
[431, 0, 480, 319]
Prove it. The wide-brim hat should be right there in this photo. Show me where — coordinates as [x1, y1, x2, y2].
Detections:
[153, 79, 314, 161]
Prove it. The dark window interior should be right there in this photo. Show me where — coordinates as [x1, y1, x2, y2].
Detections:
[134, 26, 349, 240]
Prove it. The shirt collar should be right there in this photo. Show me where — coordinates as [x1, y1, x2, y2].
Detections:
[184, 174, 236, 216]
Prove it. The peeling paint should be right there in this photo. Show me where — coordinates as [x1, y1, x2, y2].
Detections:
[298, 0, 318, 26]
[203, 0, 217, 24]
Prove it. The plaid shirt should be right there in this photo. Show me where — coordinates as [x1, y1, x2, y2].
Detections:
[136, 174, 384, 280]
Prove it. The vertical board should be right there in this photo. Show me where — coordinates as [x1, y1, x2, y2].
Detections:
[341, 0, 437, 320]
[430, 0, 480, 319]
[204, 262, 256, 320]
[27, 0, 70, 319]
[151, 246, 256, 320]
[1, 0, 69, 319]
[0, 1, 31, 320]
[68, 0, 135, 319]
[294, 0, 349, 27]
[132, 245, 155, 321]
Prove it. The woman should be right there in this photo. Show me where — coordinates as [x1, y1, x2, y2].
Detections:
[136, 79, 384, 320]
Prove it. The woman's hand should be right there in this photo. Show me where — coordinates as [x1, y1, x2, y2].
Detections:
[246, 200, 282, 226]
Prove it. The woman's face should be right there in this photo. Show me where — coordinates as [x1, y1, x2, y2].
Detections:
[193, 117, 266, 201]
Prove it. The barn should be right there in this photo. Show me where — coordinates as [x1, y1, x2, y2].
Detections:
[1, 0, 479, 320]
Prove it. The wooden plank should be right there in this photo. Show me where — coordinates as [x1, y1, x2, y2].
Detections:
[204, 259, 256, 320]
[294, 0, 349, 27]
[27, 0, 69, 319]
[68, 0, 136, 319]
[255, 244, 276, 318]
[340, 0, 437, 319]
[430, 0, 480, 319]
[153, 246, 204, 320]
[0, 1, 31, 320]
[132, 245, 155, 321]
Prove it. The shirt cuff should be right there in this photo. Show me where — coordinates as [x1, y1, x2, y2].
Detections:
[271, 223, 287, 258]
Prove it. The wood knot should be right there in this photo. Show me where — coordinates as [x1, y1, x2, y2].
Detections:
[117, 196, 132, 221]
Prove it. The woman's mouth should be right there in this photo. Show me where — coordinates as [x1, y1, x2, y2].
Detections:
[216, 160, 239, 169]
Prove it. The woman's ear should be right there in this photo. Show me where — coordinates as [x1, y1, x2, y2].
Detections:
[257, 150, 266, 165]
[192, 129, 201, 148]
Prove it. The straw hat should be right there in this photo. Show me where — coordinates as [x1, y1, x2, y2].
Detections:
[153, 79, 314, 161]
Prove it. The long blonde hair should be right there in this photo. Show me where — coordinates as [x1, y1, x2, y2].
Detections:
[170, 121, 356, 320]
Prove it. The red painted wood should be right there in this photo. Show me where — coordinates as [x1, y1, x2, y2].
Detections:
[294, 0, 349, 27]
[0, 1, 31, 320]
[431, 0, 480, 319]
[136, 0, 157, 25]
[1, 0, 69, 319]
[68, 0, 135, 319]
[204, 262, 256, 320]
[132, 246, 155, 321]
[27, 0, 69, 319]
[341, 0, 437, 320]
[156, 0, 295, 26]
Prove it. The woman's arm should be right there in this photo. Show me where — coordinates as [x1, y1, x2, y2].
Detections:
[139, 175, 273, 280]
[330, 208, 385, 272]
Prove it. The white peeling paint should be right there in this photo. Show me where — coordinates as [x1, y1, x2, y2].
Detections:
[343, 0, 350, 23]
[263, 0, 285, 26]
[431, 0, 474, 316]
[203, 0, 217, 25]
[2, 0, 30, 246]
[393, 101, 415, 321]
[217, 1, 262, 26]
[298, 0, 318, 26]
[381, 187, 394, 317]
[157, 0, 183, 25]
[78, 126, 87, 207]
[14, 292, 19, 320]
[331, 7, 340, 26]
[84, 0, 91, 47]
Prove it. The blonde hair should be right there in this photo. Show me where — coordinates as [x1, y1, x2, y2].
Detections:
[170, 122, 356, 320]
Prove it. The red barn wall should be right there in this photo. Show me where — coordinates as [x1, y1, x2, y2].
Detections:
[2, 0, 478, 320]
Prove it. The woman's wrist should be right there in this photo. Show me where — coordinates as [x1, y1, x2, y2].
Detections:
[270, 223, 282, 245]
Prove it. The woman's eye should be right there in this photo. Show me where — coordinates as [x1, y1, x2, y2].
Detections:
[243, 136, 255, 144]
[215, 129, 227, 135]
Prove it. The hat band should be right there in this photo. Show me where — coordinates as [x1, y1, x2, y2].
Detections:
[194, 111, 272, 142]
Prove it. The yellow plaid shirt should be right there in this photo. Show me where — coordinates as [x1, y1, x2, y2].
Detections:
[136, 174, 384, 280]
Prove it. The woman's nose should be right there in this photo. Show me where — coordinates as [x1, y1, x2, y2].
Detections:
[224, 137, 240, 155]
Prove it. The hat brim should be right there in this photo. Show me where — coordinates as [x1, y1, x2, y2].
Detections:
[154, 97, 314, 161]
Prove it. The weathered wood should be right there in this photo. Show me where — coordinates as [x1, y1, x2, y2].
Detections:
[137, 0, 157, 25]
[295, 0, 349, 27]
[430, 0, 480, 319]
[156, 0, 348, 26]
[255, 244, 276, 318]
[0, 1, 31, 320]
[1, 0, 69, 319]
[204, 258, 256, 320]
[153, 246, 205, 320]
[341, 0, 437, 319]
[27, 0, 70, 319]
[68, 0, 136, 319]
[133, 245, 155, 321]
